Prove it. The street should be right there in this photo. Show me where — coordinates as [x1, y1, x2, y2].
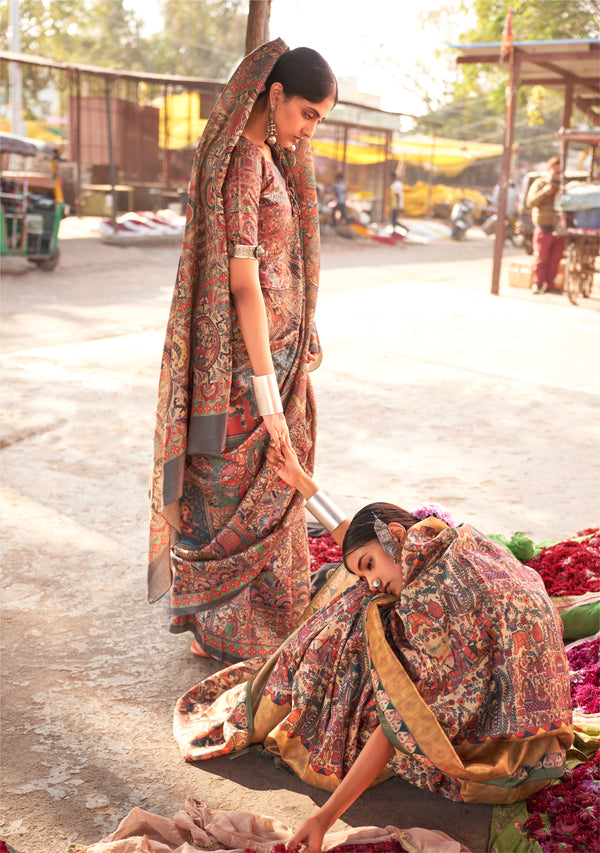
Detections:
[1, 218, 599, 852]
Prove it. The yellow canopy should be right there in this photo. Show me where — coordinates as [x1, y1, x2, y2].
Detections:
[311, 132, 502, 176]
[392, 134, 503, 177]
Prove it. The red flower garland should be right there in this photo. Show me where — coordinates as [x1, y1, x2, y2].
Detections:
[525, 529, 600, 597]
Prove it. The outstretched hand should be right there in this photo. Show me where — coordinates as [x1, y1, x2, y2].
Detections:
[287, 814, 329, 853]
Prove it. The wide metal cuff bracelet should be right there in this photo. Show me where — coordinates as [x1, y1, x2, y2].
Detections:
[304, 490, 347, 533]
[252, 373, 283, 416]
[231, 243, 267, 259]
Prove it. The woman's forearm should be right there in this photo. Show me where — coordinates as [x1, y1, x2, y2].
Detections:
[314, 725, 394, 833]
[229, 259, 273, 376]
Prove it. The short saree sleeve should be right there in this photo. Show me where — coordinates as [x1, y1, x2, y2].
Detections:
[223, 142, 262, 252]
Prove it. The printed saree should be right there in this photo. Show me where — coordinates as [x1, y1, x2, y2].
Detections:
[148, 40, 322, 661]
[174, 520, 573, 803]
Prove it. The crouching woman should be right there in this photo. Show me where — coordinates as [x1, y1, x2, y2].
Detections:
[173, 442, 573, 853]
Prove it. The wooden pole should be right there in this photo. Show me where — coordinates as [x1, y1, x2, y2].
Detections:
[105, 79, 118, 232]
[245, 1, 271, 54]
[490, 50, 520, 295]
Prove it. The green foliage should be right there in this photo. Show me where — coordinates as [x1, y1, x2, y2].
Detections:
[1, 0, 246, 118]
[425, 0, 599, 165]
[488, 531, 542, 562]
[150, 0, 246, 79]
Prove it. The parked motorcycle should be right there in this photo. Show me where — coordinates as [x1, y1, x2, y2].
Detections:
[481, 212, 525, 247]
[450, 198, 474, 240]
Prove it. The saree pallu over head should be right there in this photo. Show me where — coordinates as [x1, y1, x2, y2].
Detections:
[148, 38, 321, 604]
[174, 521, 573, 803]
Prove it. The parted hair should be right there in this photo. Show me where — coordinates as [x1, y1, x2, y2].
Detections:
[342, 501, 420, 563]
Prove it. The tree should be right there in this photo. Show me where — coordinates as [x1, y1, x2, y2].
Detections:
[149, 0, 247, 80]
[1, 0, 248, 120]
[1, 0, 153, 117]
[422, 0, 599, 164]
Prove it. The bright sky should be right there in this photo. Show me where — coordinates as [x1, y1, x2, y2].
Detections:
[125, 0, 473, 116]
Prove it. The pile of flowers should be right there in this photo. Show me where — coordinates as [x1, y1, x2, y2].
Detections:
[525, 528, 600, 596]
[308, 533, 342, 572]
[524, 752, 600, 853]
[567, 635, 600, 715]
[245, 842, 406, 853]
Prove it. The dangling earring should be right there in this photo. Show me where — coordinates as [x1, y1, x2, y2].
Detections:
[266, 104, 277, 146]
[373, 515, 400, 563]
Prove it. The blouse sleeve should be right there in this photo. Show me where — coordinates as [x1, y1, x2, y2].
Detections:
[223, 142, 263, 254]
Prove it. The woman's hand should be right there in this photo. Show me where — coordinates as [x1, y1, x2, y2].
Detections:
[306, 351, 322, 371]
[263, 412, 290, 453]
[287, 813, 329, 853]
[265, 438, 304, 491]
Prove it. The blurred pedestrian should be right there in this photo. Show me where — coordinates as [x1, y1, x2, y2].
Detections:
[327, 171, 351, 225]
[526, 157, 565, 294]
[389, 174, 408, 235]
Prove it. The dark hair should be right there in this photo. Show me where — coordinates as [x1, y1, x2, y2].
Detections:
[546, 156, 560, 169]
[342, 501, 420, 563]
[265, 47, 338, 104]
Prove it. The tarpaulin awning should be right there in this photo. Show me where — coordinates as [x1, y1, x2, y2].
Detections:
[311, 133, 502, 175]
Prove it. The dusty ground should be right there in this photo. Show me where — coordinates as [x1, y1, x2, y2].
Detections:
[1, 217, 599, 853]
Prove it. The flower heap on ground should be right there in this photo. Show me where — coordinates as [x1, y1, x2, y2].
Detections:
[524, 752, 600, 853]
[525, 528, 600, 596]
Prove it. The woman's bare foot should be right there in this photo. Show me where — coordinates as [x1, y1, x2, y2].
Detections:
[190, 637, 211, 658]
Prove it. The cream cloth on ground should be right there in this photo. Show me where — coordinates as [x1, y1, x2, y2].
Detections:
[84, 797, 473, 853]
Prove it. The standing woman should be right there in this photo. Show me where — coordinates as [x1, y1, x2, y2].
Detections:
[148, 39, 338, 663]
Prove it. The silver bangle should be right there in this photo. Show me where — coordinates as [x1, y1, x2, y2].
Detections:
[305, 490, 347, 533]
[252, 373, 283, 416]
[231, 244, 267, 259]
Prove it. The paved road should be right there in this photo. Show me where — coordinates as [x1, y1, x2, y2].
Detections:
[1, 222, 599, 852]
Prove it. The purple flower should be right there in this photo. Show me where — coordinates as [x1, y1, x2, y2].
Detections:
[411, 502, 456, 526]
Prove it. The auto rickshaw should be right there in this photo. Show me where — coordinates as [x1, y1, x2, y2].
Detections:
[1, 131, 65, 271]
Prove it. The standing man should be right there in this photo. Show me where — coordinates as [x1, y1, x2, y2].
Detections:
[390, 173, 407, 235]
[327, 172, 351, 226]
[525, 157, 565, 294]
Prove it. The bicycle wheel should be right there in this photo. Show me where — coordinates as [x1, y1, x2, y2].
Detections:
[565, 242, 581, 305]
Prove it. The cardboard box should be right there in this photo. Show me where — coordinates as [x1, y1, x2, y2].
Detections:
[507, 258, 565, 291]
[508, 259, 533, 289]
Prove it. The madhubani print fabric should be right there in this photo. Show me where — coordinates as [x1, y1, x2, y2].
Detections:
[174, 520, 573, 803]
[148, 39, 322, 662]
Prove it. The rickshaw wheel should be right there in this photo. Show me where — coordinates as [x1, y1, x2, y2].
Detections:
[565, 242, 581, 305]
[34, 250, 59, 271]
